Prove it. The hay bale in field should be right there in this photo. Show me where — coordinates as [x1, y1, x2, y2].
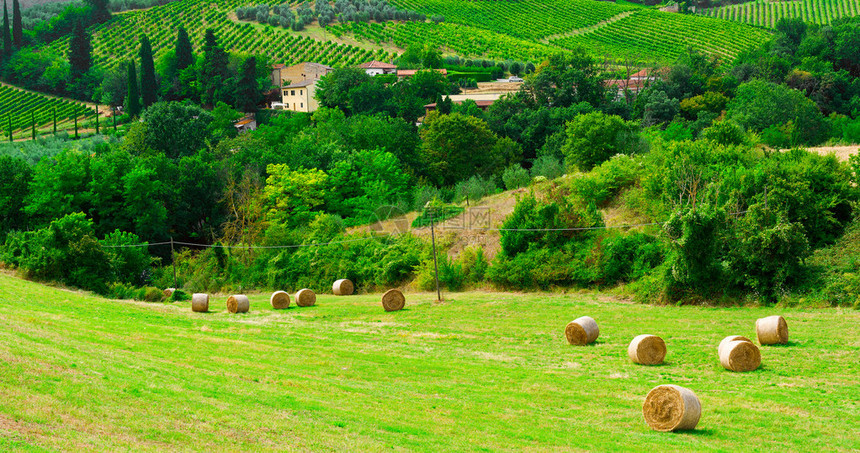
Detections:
[295, 288, 316, 307]
[756, 315, 788, 345]
[719, 339, 761, 372]
[381, 288, 405, 312]
[565, 316, 599, 345]
[718, 335, 752, 358]
[226, 295, 250, 313]
[642, 385, 701, 432]
[332, 279, 354, 296]
[191, 293, 209, 312]
[270, 290, 290, 309]
[163, 288, 176, 298]
[628, 334, 666, 365]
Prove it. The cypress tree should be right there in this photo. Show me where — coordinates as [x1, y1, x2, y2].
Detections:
[176, 26, 193, 71]
[235, 57, 259, 113]
[200, 29, 228, 107]
[139, 35, 158, 107]
[11, 0, 20, 48]
[3, 1, 11, 58]
[126, 60, 141, 118]
[85, 0, 111, 24]
[68, 20, 92, 80]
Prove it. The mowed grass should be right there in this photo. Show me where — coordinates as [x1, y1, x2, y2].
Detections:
[0, 274, 858, 451]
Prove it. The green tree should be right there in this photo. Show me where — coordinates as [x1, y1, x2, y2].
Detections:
[85, 0, 111, 24]
[68, 19, 91, 80]
[525, 50, 604, 108]
[99, 64, 127, 108]
[325, 148, 411, 223]
[139, 35, 158, 108]
[175, 26, 193, 71]
[140, 101, 213, 158]
[125, 59, 141, 118]
[0, 155, 32, 238]
[409, 69, 448, 102]
[419, 112, 519, 186]
[235, 56, 260, 113]
[726, 79, 827, 145]
[561, 112, 642, 171]
[263, 163, 328, 227]
[200, 29, 229, 107]
[2, 0, 11, 58]
[316, 68, 371, 114]
[11, 0, 19, 48]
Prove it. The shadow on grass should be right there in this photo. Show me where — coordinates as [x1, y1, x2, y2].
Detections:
[762, 340, 799, 348]
[683, 428, 716, 437]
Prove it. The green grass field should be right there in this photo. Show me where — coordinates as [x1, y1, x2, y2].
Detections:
[1, 273, 858, 450]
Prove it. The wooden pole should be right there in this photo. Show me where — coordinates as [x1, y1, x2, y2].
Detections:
[53, 108, 56, 135]
[95, 104, 99, 134]
[430, 207, 442, 302]
[74, 111, 78, 139]
[31, 111, 35, 140]
[171, 236, 177, 289]
[113, 107, 117, 131]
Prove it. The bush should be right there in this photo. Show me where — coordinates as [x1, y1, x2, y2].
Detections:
[701, 121, 746, 146]
[530, 155, 564, 180]
[562, 112, 643, 171]
[501, 165, 530, 190]
[453, 175, 497, 203]
[139, 286, 165, 302]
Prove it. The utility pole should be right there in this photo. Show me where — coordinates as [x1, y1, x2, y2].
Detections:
[428, 204, 442, 302]
[95, 104, 99, 134]
[171, 236, 177, 289]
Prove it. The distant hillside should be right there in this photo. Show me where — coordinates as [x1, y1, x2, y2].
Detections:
[19, 0, 70, 9]
[701, 0, 860, 28]
[41, 0, 773, 68]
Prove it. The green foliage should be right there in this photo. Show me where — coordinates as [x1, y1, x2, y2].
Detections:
[501, 164, 530, 190]
[263, 163, 328, 227]
[701, 120, 746, 146]
[530, 155, 564, 180]
[411, 203, 463, 228]
[101, 229, 152, 286]
[140, 101, 213, 158]
[453, 175, 497, 203]
[125, 60, 141, 117]
[138, 34, 158, 107]
[727, 79, 827, 146]
[562, 111, 643, 171]
[0, 155, 32, 239]
[325, 148, 412, 225]
[419, 112, 520, 186]
[662, 205, 727, 301]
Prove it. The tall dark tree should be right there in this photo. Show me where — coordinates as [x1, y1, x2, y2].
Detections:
[235, 57, 259, 112]
[2, 1, 11, 59]
[176, 26, 193, 71]
[11, 0, 20, 48]
[85, 0, 111, 24]
[139, 35, 158, 107]
[126, 60, 141, 118]
[68, 20, 92, 80]
[200, 29, 229, 107]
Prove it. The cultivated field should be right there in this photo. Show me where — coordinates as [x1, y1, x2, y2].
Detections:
[0, 273, 858, 450]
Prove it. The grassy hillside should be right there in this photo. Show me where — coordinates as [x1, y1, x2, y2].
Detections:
[701, 0, 860, 28]
[1, 273, 858, 450]
[41, 0, 772, 68]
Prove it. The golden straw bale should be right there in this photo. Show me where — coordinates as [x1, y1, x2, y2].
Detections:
[270, 291, 290, 309]
[642, 385, 701, 432]
[332, 279, 354, 296]
[191, 293, 209, 313]
[381, 289, 405, 312]
[226, 295, 250, 313]
[295, 289, 316, 307]
[564, 316, 599, 345]
[756, 315, 788, 345]
[719, 340, 761, 372]
[628, 334, 667, 365]
[718, 335, 752, 358]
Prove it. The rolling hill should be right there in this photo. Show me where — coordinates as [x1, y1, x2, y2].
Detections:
[701, 0, 860, 28]
[40, 0, 775, 69]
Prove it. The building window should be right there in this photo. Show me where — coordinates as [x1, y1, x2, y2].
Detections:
[300, 103, 304, 108]
[283, 90, 287, 96]
[300, 90, 303, 95]
[291, 90, 295, 96]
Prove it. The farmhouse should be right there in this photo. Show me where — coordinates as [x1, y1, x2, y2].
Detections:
[605, 67, 668, 100]
[270, 62, 333, 112]
[358, 60, 397, 76]
[233, 115, 257, 134]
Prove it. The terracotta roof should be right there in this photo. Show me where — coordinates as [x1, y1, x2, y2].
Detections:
[359, 60, 397, 69]
[398, 68, 448, 77]
[271, 64, 286, 69]
[425, 100, 495, 108]
[234, 118, 255, 127]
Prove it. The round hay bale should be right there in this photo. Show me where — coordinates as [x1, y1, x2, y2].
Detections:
[756, 315, 788, 345]
[332, 279, 354, 296]
[381, 289, 405, 312]
[719, 340, 761, 372]
[564, 316, 599, 345]
[191, 293, 209, 312]
[295, 289, 316, 307]
[628, 334, 666, 365]
[718, 335, 752, 358]
[226, 295, 250, 314]
[163, 288, 176, 298]
[642, 385, 702, 432]
[270, 290, 290, 309]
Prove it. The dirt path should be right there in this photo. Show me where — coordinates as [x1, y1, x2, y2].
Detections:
[800, 145, 859, 161]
